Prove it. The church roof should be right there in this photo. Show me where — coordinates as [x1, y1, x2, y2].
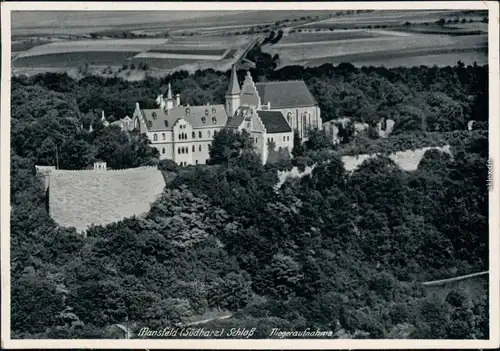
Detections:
[227, 65, 241, 96]
[257, 110, 292, 134]
[225, 107, 248, 129]
[255, 80, 317, 108]
[141, 104, 228, 131]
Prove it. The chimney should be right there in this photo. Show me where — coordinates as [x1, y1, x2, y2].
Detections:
[176, 94, 180, 107]
[135, 102, 140, 111]
[267, 101, 271, 110]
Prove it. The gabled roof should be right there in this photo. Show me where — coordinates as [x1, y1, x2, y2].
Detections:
[257, 110, 292, 134]
[226, 106, 249, 129]
[141, 104, 228, 131]
[255, 80, 317, 108]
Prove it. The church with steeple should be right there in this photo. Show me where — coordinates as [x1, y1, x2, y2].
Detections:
[130, 65, 322, 166]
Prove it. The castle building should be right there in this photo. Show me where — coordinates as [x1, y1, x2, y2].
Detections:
[132, 66, 322, 165]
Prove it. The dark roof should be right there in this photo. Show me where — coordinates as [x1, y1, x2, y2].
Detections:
[141, 104, 228, 131]
[226, 106, 249, 129]
[255, 80, 317, 108]
[257, 110, 292, 134]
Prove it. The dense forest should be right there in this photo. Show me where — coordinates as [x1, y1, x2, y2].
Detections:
[10, 62, 489, 339]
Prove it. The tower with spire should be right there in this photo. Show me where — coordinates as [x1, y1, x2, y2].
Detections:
[225, 65, 241, 117]
[165, 83, 175, 110]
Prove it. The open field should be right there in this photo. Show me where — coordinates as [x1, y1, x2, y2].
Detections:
[146, 48, 227, 56]
[13, 51, 140, 68]
[265, 29, 487, 68]
[299, 10, 487, 29]
[16, 38, 168, 57]
[134, 51, 225, 61]
[279, 30, 392, 44]
[11, 10, 489, 75]
[12, 10, 334, 37]
[304, 50, 488, 68]
[12, 33, 252, 74]
[128, 57, 204, 70]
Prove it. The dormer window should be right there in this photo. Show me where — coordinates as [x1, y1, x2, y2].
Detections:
[205, 109, 209, 116]
[164, 107, 168, 115]
[164, 120, 169, 128]
[185, 108, 191, 116]
[147, 120, 153, 128]
[201, 117, 206, 124]
[152, 112, 157, 119]
[212, 107, 216, 114]
[212, 117, 217, 124]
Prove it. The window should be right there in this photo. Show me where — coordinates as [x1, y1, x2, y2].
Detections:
[287, 136, 290, 142]
[192, 131, 195, 138]
[153, 134, 158, 141]
[212, 117, 217, 124]
[208, 130, 211, 137]
[162, 133, 166, 140]
[192, 145, 195, 152]
[164, 120, 169, 128]
[195, 160, 199, 165]
[201, 117, 206, 124]
[199, 145, 202, 152]
[178, 133, 182, 139]
[152, 112, 157, 119]
[162, 147, 165, 154]
[287, 112, 292, 124]
[199, 131, 202, 138]
[178, 147, 181, 154]
[208, 144, 211, 150]
[283, 136, 286, 142]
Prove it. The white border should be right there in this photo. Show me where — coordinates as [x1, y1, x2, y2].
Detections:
[1, 2, 499, 349]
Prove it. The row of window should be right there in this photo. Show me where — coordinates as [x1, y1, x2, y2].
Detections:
[153, 130, 216, 141]
[267, 135, 291, 143]
[201, 116, 218, 125]
[153, 133, 166, 141]
[171, 144, 211, 155]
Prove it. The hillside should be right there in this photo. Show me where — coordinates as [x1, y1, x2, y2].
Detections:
[9, 64, 489, 339]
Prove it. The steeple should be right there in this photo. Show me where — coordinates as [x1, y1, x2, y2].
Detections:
[101, 110, 109, 127]
[166, 83, 174, 110]
[225, 65, 241, 117]
[227, 64, 241, 95]
[167, 82, 173, 100]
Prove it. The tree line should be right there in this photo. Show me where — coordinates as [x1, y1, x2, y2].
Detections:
[10, 63, 489, 339]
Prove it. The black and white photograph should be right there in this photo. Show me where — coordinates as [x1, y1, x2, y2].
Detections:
[1, 1, 499, 349]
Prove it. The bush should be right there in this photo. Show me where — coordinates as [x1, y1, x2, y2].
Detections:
[158, 159, 178, 172]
